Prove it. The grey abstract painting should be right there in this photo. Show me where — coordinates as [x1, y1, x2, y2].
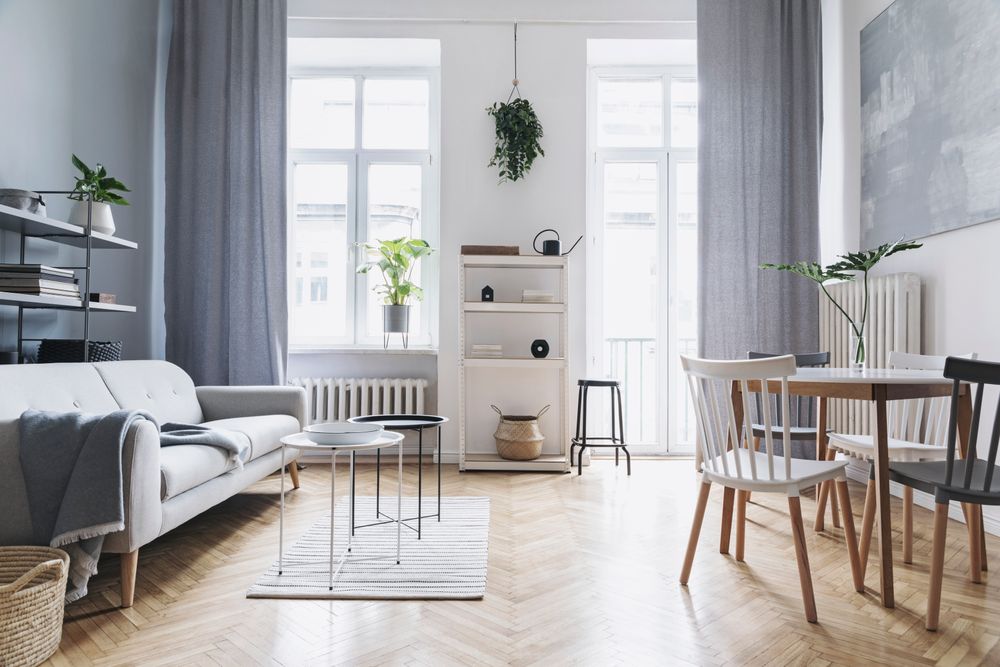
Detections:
[861, 0, 1000, 246]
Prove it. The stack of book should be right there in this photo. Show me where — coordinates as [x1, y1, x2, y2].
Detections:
[522, 289, 556, 303]
[0, 264, 79, 299]
[471, 344, 503, 358]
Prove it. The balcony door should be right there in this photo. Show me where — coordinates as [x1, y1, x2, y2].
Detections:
[586, 67, 698, 454]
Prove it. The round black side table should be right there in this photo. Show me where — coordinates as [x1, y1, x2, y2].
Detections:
[347, 414, 448, 539]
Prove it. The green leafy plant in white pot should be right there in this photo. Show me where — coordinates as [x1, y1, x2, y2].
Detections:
[760, 239, 922, 371]
[357, 237, 434, 348]
[67, 154, 130, 236]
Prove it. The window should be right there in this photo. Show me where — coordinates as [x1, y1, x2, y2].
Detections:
[587, 65, 698, 454]
[288, 70, 439, 347]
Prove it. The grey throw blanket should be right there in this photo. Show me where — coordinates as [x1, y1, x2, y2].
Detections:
[160, 422, 250, 467]
[19, 413, 251, 603]
[19, 409, 155, 602]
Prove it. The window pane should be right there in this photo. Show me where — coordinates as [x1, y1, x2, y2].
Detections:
[597, 78, 663, 148]
[290, 163, 349, 342]
[602, 162, 659, 443]
[670, 79, 698, 148]
[290, 78, 355, 149]
[363, 79, 430, 149]
[365, 164, 424, 338]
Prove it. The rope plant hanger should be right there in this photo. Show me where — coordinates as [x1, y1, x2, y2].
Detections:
[487, 22, 544, 183]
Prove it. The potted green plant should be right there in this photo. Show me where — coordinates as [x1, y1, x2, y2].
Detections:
[357, 237, 434, 348]
[67, 155, 130, 236]
[486, 98, 544, 183]
[761, 239, 922, 371]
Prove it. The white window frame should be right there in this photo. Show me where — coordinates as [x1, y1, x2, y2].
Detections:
[585, 65, 697, 454]
[287, 67, 441, 349]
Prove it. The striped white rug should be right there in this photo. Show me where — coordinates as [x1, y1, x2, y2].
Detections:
[247, 496, 489, 600]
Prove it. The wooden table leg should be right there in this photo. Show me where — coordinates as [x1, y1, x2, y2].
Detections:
[873, 386, 895, 608]
[956, 389, 988, 572]
[814, 396, 828, 532]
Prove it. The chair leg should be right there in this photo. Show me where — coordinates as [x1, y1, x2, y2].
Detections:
[968, 504, 983, 584]
[680, 481, 712, 585]
[120, 549, 139, 608]
[735, 490, 749, 562]
[788, 496, 818, 623]
[814, 480, 831, 532]
[981, 507, 989, 572]
[623, 447, 631, 475]
[288, 462, 300, 490]
[836, 480, 865, 593]
[858, 479, 877, 582]
[902, 486, 913, 564]
[720, 486, 735, 555]
[927, 502, 950, 631]
[827, 451, 841, 529]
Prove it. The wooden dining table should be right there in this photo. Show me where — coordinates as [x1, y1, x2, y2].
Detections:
[735, 367, 976, 609]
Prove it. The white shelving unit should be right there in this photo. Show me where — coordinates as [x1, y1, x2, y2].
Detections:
[459, 254, 570, 473]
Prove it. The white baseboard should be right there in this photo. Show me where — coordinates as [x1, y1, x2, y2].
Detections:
[845, 460, 1000, 537]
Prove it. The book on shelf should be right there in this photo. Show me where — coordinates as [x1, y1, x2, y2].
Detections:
[521, 289, 556, 303]
[0, 286, 81, 298]
[0, 278, 80, 291]
[471, 344, 503, 357]
[461, 245, 519, 256]
[0, 264, 74, 279]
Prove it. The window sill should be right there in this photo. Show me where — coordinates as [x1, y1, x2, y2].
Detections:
[289, 345, 438, 356]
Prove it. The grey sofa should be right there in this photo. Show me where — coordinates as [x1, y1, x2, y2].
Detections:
[0, 360, 306, 607]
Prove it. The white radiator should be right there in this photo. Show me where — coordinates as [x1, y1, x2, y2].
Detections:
[818, 272, 921, 435]
[288, 377, 429, 425]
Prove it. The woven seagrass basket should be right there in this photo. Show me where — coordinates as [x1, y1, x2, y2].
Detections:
[491, 404, 550, 460]
[0, 546, 69, 667]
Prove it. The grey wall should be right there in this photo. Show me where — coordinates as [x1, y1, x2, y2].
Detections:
[0, 0, 163, 360]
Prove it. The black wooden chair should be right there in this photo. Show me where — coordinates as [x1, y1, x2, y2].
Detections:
[747, 351, 830, 458]
[883, 356, 1000, 631]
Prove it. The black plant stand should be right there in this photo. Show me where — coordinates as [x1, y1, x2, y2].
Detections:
[347, 414, 448, 539]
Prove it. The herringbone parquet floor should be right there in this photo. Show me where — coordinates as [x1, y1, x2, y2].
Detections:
[48, 460, 1000, 666]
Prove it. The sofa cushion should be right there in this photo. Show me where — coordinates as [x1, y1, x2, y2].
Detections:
[160, 443, 245, 500]
[94, 360, 204, 424]
[200, 415, 299, 461]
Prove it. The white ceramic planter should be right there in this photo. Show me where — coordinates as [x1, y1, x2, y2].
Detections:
[68, 200, 115, 235]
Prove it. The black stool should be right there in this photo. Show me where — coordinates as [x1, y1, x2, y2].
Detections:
[570, 379, 631, 476]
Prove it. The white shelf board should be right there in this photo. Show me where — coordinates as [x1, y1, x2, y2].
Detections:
[0, 291, 136, 312]
[0, 204, 137, 250]
[463, 302, 564, 313]
[461, 254, 566, 269]
[463, 453, 567, 472]
[463, 357, 566, 369]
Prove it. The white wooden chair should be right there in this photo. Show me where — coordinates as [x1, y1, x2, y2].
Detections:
[819, 351, 977, 568]
[679, 355, 863, 623]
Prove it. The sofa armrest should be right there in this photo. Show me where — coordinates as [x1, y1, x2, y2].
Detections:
[196, 385, 307, 427]
[104, 419, 162, 554]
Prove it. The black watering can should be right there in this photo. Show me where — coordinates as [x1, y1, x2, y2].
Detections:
[533, 229, 583, 256]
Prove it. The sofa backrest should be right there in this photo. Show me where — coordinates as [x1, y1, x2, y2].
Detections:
[0, 363, 123, 544]
[0, 360, 202, 545]
[94, 361, 204, 424]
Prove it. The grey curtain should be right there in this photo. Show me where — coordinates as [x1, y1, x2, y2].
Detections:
[164, 0, 287, 386]
[697, 0, 823, 360]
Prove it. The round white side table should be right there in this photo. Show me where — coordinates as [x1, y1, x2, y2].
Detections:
[278, 430, 405, 590]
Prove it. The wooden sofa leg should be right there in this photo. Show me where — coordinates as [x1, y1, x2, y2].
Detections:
[120, 549, 138, 608]
[288, 462, 301, 489]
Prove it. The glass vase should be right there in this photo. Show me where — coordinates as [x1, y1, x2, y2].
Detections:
[849, 330, 867, 372]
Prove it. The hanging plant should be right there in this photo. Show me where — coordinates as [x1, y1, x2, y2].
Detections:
[487, 23, 544, 183]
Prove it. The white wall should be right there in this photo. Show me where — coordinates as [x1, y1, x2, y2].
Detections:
[0, 0, 163, 360]
[288, 0, 696, 457]
[822, 0, 1000, 530]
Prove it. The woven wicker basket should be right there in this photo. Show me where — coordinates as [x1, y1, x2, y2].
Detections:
[0, 546, 69, 667]
[491, 404, 549, 461]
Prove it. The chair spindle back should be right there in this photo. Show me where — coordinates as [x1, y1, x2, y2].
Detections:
[942, 356, 1000, 493]
[683, 355, 797, 482]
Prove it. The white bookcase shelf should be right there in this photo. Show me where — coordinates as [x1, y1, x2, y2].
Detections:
[459, 255, 570, 473]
